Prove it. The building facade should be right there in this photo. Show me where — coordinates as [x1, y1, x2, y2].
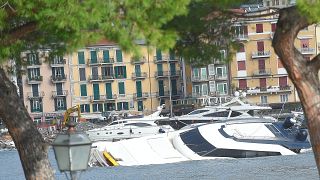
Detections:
[230, 8, 316, 105]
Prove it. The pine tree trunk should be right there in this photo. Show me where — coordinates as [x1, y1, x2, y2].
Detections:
[273, 6, 320, 175]
[0, 68, 54, 179]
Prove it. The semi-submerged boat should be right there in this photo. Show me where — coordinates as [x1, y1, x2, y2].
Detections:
[90, 114, 311, 166]
[86, 105, 174, 142]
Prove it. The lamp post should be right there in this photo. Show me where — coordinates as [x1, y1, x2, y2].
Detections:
[52, 121, 92, 180]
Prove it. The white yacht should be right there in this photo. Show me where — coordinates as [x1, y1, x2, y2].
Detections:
[157, 92, 276, 129]
[86, 105, 173, 142]
[91, 115, 310, 166]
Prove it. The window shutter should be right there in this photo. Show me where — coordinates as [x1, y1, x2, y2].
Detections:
[106, 83, 112, 99]
[78, 52, 85, 64]
[90, 51, 97, 63]
[136, 81, 142, 97]
[123, 66, 127, 78]
[156, 49, 162, 60]
[118, 82, 125, 94]
[80, 84, 87, 96]
[114, 66, 118, 78]
[279, 77, 287, 87]
[239, 79, 247, 89]
[103, 50, 110, 62]
[116, 50, 123, 62]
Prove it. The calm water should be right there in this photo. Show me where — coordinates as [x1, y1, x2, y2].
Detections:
[0, 149, 318, 180]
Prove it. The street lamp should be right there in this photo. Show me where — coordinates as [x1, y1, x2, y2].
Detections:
[52, 121, 92, 180]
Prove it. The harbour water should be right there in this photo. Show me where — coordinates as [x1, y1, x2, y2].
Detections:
[0, 149, 318, 180]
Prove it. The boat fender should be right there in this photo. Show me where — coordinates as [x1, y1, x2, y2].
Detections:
[159, 128, 165, 133]
[283, 117, 294, 129]
[296, 129, 308, 141]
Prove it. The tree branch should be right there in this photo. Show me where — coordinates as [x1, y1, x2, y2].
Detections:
[1, 21, 37, 46]
[308, 54, 320, 71]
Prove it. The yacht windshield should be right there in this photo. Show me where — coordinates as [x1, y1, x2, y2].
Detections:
[187, 110, 210, 115]
[124, 123, 153, 127]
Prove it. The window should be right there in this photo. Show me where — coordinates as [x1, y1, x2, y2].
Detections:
[30, 99, 42, 112]
[259, 78, 267, 88]
[56, 83, 63, 95]
[156, 49, 162, 60]
[80, 84, 87, 96]
[78, 51, 85, 64]
[238, 44, 245, 52]
[192, 68, 200, 77]
[79, 68, 86, 81]
[258, 59, 265, 70]
[300, 39, 309, 48]
[138, 101, 143, 111]
[188, 110, 210, 115]
[54, 97, 66, 111]
[257, 41, 264, 52]
[260, 95, 268, 104]
[118, 82, 125, 95]
[201, 68, 207, 80]
[271, 23, 277, 32]
[279, 77, 287, 87]
[114, 66, 127, 78]
[92, 103, 103, 112]
[233, 25, 248, 37]
[101, 66, 113, 77]
[103, 50, 110, 62]
[93, 84, 100, 100]
[203, 111, 230, 117]
[80, 104, 90, 113]
[237, 61, 246, 71]
[208, 65, 215, 75]
[116, 50, 123, 62]
[91, 67, 98, 80]
[27, 68, 40, 80]
[216, 66, 227, 78]
[280, 94, 289, 103]
[192, 85, 201, 96]
[117, 102, 129, 110]
[209, 81, 216, 92]
[239, 79, 247, 90]
[27, 53, 39, 65]
[32, 84, 39, 97]
[90, 50, 97, 63]
[216, 83, 228, 95]
[256, 24, 263, 33]
[202, 84, 208, 96]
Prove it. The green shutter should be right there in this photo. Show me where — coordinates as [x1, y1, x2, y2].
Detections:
[138, 101, 143, 111]
[116, 50, 123, 62]
[90, 51, 97, 63]
[80, 84, 87, 96]
[86, 104, 91, 113]
[136, 81, 142, 97]
[123, 66, 127, 78]
[103, 50, 110, 62]
[124, 102, 129, 110]
[156, 49, 162, 60]
[114, 66, 118, 78]
[118, 82, 125, 94]
[170, 63, 176, 76]
[158, 80, 164, 96]
[93, 84, 100, 100]
[171, 79, 177, 95]
[92, 104, 97, 112]
[106, 83, 112, 99]
[78, 52, 85, 64]
[157, 64, 163, 76]
[117, 102, 122, 110]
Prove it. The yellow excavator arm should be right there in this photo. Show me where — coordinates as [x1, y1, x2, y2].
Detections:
[63, 105, 81, 126]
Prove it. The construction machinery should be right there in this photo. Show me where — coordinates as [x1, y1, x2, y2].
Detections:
[62, 105, 81, 127]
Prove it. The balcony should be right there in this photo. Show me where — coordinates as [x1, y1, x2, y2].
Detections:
[27, 76, 43, 84]
[215, 74, 228, 80]
[27, 91, 45, 99]
[245, 85, 292, 95]
[90, 94, 117, 102]
[87, 58, 115, 66]
[130, 57, 146, 64]
[191, 76, 208, 82]
[132, 72, 147, 80]
[298, 47, 315, 55]
[168, 56, 180, 62]
[251, 51, 271, 59]
[51, 74, 67, 83]
[49, 58, 66, 67]
[89, 75, 114, 82]
[153, 55, 169, 63]
[155, 71, 180, 78]
[233, 34, 249, 41]
[156, 91, 170, 97]
[26, 60, 42, 68]
[52, 90, 68, 97]
[252, 69, 272, 76]
[133, 92, 149, 99]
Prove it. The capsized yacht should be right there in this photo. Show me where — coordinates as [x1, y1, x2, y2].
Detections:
[86, 105, 173, 142]
[91, 114, 310, 166]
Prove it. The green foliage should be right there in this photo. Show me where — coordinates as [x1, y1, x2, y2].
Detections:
[164, 0, 244, 66]
[297, 0, 320, 23]
[0, 0, 190, 61]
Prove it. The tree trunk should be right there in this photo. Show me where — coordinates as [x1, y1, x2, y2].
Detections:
[0, 68, 54, 179]
[272, 6, 320, 175]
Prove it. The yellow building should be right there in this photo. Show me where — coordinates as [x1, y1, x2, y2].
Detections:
[230, 8, 316, 105]
[69, 41, 183, 115]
